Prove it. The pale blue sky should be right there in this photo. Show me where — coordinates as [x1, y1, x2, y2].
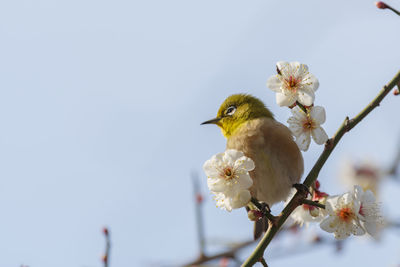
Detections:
[0, 0, 399, 266]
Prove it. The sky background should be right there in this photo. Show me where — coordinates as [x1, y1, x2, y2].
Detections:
[0, 0, 399, 266]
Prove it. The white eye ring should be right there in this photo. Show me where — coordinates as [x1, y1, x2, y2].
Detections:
[226, 106, 236, 116]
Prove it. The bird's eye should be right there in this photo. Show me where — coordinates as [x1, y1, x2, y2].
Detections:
[226, 106, 236, 116]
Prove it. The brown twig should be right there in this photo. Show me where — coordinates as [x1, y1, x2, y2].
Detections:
[300, 199, 326, 209]
[102, 227, 111, 267]
[184, 240, 254, 266]
[242, 70, 400, 266]
[376, 1, 400, 16]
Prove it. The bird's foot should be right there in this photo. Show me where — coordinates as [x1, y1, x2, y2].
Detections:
[292, 183, 311, 198]
[250, 198, 280, 227]
[260, 203, 279, 226]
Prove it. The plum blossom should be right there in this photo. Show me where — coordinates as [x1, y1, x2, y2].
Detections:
[287, 106, 329, 151]
[203, 149, 255, 211]
[319, 192, 365, 240]
[266, 61, 319, 107]
[320, 185, 382, 239]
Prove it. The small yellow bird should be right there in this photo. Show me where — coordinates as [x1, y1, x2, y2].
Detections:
[202, 94, 304, 238]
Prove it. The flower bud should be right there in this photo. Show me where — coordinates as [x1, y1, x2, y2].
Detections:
[102, 227, 109, 236]
[102, 254, 108, 262]
[247, 210, 263, 221]
[196, 193, 204, 204]
[315, 180, 320, 189]
[375, 1, 388, 9]
[309, 207, 320, 217]
[394, 88, 400, 96]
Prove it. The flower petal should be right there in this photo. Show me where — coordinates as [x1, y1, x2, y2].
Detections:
[207, 177, 227, 192]
[236, 173, 253, 190]
[362, 221, 377, 236]
[311, 127, 329, 145]
[303, 73, 319, 92]
[296, 89, 315, 106]
[231, 190, 251, 209]
[235, 156, 255, 171]
[276, 61, 289, 75]
[296, 132, 311, 151]
[266, 75, 283, 92]
[310, 106, 326, 124]
[276, 92, 296, 107]
[223, 149, 243, 163]
[320, 216, 337, 233]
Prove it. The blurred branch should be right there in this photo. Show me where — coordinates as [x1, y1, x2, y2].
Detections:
[191, 172, 206, 257]
[388, 138, 400, 177]
[185, 172, 256, 266]
[242, 70, 400, 266]
[102, 227, 111, 267]
[184, 240, 254, 266]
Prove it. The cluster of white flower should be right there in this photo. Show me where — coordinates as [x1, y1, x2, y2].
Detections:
[203, 149, 255, 211]
[320, 185, 383, 239]
[267, 61, 329, 151]
[268, 61, 383, 239]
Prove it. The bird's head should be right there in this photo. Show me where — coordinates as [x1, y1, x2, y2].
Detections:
[202, 94, 274, 138]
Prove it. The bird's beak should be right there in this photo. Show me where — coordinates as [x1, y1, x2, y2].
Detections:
[201, 117, 221, 125]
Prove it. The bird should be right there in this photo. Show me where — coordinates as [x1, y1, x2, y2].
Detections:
[202, 94, 304, 238]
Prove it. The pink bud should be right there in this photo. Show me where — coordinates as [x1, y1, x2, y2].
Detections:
[247, 210, 263, 221]
[102, 254, 108, 262]
[315, 180, 320, 189]
[394, 89, 400, 96]
[196, 193, 203, 204]
[102, 227, 109, 236]
[375, 1, 388, 9]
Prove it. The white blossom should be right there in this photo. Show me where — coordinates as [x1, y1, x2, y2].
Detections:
[266, 61, 319, 107]
[287, 106, 329, 151]
[320, 193, 365, 240]
[203, 149, 255, 211]
[214, 190, 252, 212]
[353, 185, 383, 237]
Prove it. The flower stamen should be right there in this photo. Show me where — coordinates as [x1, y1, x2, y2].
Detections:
[337, 207, 354, 222]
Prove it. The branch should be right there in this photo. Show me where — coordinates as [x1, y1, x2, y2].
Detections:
[376, 2, 400, 16]
[295, 101, 308, 114]
[191, 172, 206, 257]
[102, 227, 111, 267]
[184, 240, 254, 266]
[242, 70, 400, 266]
[301, 199, 325, 209]
[387, 138, 400, 177]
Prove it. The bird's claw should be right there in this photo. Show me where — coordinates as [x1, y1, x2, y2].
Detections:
[292, 183, 311, 198]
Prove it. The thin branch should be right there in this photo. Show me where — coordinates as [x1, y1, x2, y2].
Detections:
[191, 172, 206, 257]
[386, 4, 400, 16]
[387, 138, 400, 177]
[184, 240, 254, 266]
[259, 257, 268, 267]
[295, 101, 308, 114]
[102, 227, 111, 267]
[242, 70, 400, 266]
[301, 199, 326, 209]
